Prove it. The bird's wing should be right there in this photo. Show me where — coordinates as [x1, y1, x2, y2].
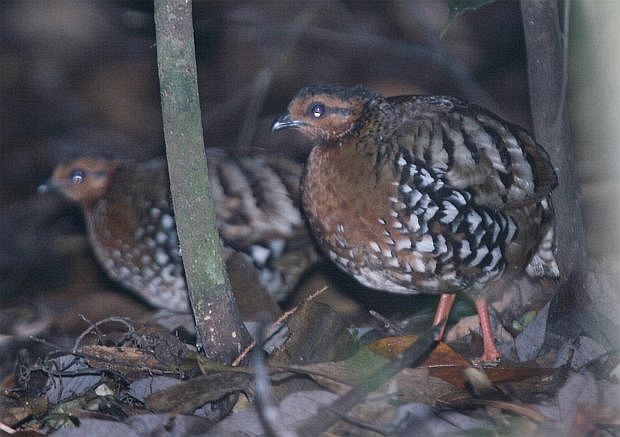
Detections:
[128, 153, 316, 301]
[390, 95, 557, 210]
[206, 148, 306, 247]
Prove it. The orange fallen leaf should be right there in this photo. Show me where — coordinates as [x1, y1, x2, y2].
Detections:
[368, 335, 554, 389]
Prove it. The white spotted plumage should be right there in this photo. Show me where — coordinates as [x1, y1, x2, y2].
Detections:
[58, 148, 317, 312]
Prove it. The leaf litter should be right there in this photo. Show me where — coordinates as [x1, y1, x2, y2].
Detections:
[1, 268, 619, 437]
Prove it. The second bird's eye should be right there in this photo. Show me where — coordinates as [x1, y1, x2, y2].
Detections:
[310, 103, 325, 118]
[69, 169, 85, 184]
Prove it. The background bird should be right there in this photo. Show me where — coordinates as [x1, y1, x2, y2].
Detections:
[40, 148, 318, 312]
[273, 84, 559, 361]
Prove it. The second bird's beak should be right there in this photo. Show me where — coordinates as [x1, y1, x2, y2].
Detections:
[37, 179, 63, 195]
[272, 113, 303, 131]
[37, 179, 53, 194]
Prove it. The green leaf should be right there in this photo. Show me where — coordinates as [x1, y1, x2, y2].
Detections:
[521, 309, 537, 326]
[441, 0, 498, 38]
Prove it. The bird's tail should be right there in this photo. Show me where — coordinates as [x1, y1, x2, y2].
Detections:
[526, 198, 560, 278]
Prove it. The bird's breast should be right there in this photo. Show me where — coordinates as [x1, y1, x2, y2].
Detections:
[303, 143, 387, 240]
[302, 143, 419, 291]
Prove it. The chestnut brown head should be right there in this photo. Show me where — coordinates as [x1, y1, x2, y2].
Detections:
[272, 84, 377, 142]
[40, 156, 119, 205]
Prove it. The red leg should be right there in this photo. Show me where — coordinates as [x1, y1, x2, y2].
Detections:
[432, 293, 456, 340]
[474, 297, 501, 362]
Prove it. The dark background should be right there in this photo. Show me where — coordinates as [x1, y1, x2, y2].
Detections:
[0, 0, 616, 368]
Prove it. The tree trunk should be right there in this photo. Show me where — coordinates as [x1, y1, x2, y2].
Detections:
[520, 0, 587, 277]
[154, 0, 252, 364]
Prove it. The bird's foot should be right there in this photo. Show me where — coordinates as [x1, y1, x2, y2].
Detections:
[469, 296, 503, 366]
[432, 293, 456, 340]
[471, 351, 501, 368]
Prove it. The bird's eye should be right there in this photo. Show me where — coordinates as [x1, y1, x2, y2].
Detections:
[310, 103, 325, 119]
[69, 169, 85, 184]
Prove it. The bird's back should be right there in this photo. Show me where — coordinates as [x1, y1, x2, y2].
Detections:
[387, 95, 557, 209]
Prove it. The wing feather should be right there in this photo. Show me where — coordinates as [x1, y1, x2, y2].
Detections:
[389, 95, 557, 209]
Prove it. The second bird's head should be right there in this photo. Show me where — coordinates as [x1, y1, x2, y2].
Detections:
[272, 84, 378, 142]
[39, 156, 119, 205]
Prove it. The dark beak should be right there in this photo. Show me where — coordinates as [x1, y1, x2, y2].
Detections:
[272, 113, 303, 132]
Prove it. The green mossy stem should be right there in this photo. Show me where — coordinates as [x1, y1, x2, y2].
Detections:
[154, 0, 251, 364]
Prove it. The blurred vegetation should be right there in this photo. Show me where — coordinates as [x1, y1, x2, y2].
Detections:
[569, 1, 620, 271]
[0, 0, 617, 314]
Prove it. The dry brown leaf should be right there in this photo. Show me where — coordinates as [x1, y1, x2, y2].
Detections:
[79, 346, 174, 380]
[145, 372, 251, 414]
[368, 335, 556, 389]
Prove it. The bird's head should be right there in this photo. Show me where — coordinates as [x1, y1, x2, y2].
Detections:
[272, 84, 378, 142]
[39, 156, 119, 204]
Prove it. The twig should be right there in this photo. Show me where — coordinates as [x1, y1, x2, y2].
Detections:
[232, 285, 328, 367]
[0, 421, 16, 434]
[235, 68, 274, 149]
[309, 26, 495, 108]
[78, 314, 104, 344]
[72, 316, 135, 353]
[252, 316, 298, 437]
[555, 0, 571, 125]
[29, 336, 65, 350]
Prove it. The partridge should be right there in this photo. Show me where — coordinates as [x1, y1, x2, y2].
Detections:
[40, 148, 317, 312]
[273, 84, 559, 361]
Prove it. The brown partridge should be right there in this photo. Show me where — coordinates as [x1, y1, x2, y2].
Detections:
[273, 84, 559, 361]
[41, 148, 317, 312]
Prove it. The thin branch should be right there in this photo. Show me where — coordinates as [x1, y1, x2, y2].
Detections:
[325, 409, 390, 435]
[397, 0, 499, 112]
[153, 0, 252, 363]
[555, 0, 571, 125]
[0, 422, 16, 434]
[252, 317, 299, 437]
[72, 316, 134, 353]
[470, 399, 548, 423]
